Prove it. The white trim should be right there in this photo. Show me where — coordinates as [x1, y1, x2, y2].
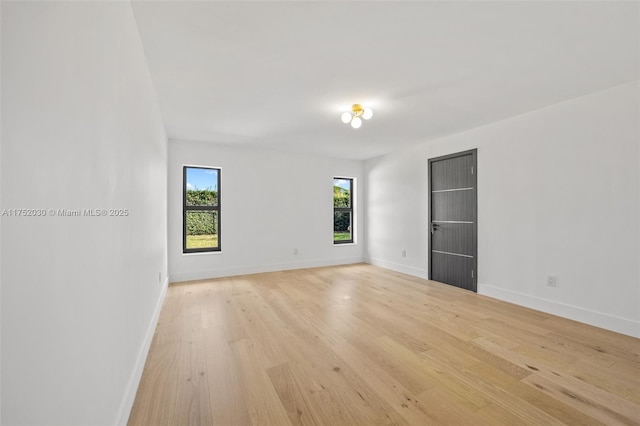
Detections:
[169, 257, 364, 282]
[365, 257, 429, 280]
[182, 251, 223, 256]
[333, 175, 357, 247]
[478, 284, 640, 338]
[364, 260, 639, 338]
[115, 277, 169, 426]
[182, 163, 223, 170]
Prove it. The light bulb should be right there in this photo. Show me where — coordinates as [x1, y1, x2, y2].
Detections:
[341, 112, 352, 124]
[362, 108, 373, 120]
[351, 117, 362, 129]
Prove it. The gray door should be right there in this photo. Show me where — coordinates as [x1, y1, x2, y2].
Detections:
[428, 149, 477, 292]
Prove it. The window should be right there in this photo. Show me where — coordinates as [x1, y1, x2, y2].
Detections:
[183, 166, 220, 253]
[333, 177, 353, 244]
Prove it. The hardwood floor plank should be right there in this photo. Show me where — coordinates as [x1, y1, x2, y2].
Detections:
[201, 325, 252, 426]
[129, 313, 211, 426]
[276, 330, 396, 423]
[231, 338, 292, 426]
[466, 359, 603, 425]
[267, 363, 327, 426]
[347, 333, 437, 395]
[232, 293, 292, 369]
[372, 410, 411, 426]
[420, 322, 534, 381]
[567, 358, 640, 405]
[331, 340, 439, 425]
[521, 374, 635, 425]
[129, 264, 640, 425]
[415, 386, 491, 425]
[475, 336, 640, 424]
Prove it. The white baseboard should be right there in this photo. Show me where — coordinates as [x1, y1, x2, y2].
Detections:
[169, 257, 364, 283]
[171, 255, 638, 335]
[478, 283, 640, 338]
[365, 257, 429, 280]
[363, 259, 639, 338]
[115, 276, 169, 426]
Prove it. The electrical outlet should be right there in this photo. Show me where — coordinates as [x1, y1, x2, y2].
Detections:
[293, 248, 299, 255]
[401, 250, 407, 258]
[546, 275, 558, 287]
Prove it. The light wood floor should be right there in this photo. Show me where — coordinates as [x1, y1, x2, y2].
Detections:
[128, 264, 640, 426]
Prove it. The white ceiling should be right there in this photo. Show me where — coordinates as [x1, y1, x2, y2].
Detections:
[131, 1, 639, 160]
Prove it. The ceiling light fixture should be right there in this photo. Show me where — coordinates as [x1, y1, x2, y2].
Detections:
[341, 104, 373, 129]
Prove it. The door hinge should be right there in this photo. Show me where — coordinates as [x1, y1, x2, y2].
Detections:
[471, 270, 474, 278]
[471, 166, 474, 175]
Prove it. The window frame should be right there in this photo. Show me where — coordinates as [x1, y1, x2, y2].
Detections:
[333, 177, 354, 245]
[183, 165, 221, 253]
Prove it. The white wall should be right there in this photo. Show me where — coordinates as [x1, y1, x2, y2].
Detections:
[365, 81, 640, 337]
[1, 2, 168, 425]
[0, 2, 3, 422]
[169, 140, 364, 282]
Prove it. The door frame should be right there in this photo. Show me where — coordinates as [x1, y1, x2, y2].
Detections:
[427, 149, 478, 292]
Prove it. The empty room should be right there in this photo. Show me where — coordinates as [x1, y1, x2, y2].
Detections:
[1, 1, 639, 425]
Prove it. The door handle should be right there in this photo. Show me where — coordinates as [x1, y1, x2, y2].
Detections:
[430, 223, 439, 234]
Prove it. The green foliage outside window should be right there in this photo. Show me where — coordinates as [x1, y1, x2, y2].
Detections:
[186, 189, 218, 206]
[186, 188, 217, 235]
[334, 186, 351, 232]
[333, 186, 350, 208]
[186, 210, 217, 235]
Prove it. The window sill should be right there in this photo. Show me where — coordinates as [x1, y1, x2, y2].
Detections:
[182, 251, 223, 256]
